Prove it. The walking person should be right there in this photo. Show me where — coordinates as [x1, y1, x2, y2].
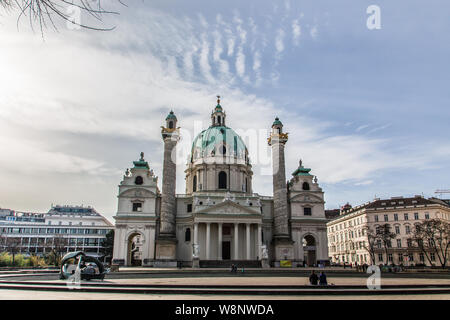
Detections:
[319, 272, 327, 286]
[309, 270, 319, 285]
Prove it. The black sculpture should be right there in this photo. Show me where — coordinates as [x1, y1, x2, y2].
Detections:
[60, 251, 109, 281]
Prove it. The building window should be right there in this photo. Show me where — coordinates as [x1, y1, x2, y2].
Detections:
[425, 213, 430, 220]
[168, 121, 174, 129]
[388, 254, 393, 262]
[378, 253, 383, 262]
[218, 171, 227, 189]
[377, 240, 382, 249]
[384, 214, 388, 222]
[414, 212, 419, 220]
[220, 145, 226, 155]
[193, 175, 197, 192]
[187, 204, 192, 213]
[395, 226, 400, 234]
[408, 254, 414, 261]
[304, 207, 312, 216]
[405, 225, 410, 234]
[398, 253, 403, 262]
[397, 239, 402, 247]
[135, 176, 143, 185]
[132, 202, 142, 212]
[374, 215, 379, 222]
[185, 228, 191, 242]
[404, 213, 409, 221]
[430, 253, 435, 261]
[302, 182, 310, 190]
[394, 213, 398, 221]
[407, 239, 412, 247]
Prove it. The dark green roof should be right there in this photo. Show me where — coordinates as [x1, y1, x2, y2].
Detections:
[166, 111, 177, 120]
[272, 117, 282, 126]
[133, 160, 149, 169]
[292, 165, 312, 176]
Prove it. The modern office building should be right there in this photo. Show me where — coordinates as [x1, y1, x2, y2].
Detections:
[0, 205, 113, 258]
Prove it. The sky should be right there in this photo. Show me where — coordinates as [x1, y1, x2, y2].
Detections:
[0, 0, 449, 222]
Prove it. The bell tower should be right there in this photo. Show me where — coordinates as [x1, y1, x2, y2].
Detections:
[155, 110, 180, 266]
[268, 117, 294, 264]
[211, 95, 226, 127]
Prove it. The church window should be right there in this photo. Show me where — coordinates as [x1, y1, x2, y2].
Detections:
[132, 203, 142, 212]
[168, 121, 174, 129]
[218, 116, 221, 125]
[193, 175, 197, 192]
[302, 182, 310, 190]
[221, 145, 226, 155]
[187, 204, 192, 213]
[304, 207, 312, 216]
[185, 228, 191, 242]
[218, 171, 227, 189]
[135, 176, 143, 185]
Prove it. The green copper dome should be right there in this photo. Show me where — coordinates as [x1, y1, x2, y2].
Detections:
[272, 117, 282, 126]
[191, 126, 248, 162]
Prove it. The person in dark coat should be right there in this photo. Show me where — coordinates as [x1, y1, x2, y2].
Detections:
[319, 272, 327, 286]
[309, 270, 319, 285]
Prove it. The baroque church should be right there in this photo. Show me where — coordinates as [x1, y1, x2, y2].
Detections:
[112, 97, 329, 267]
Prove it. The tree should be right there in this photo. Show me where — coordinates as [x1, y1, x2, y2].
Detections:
[101, 230, 114, 264]
[376, 224, 397, 265]
[411, 219, 450, 268]
[0, 228, 6, 252]
[48, 235, 68, 266]
[0, 0, 124, 34]
[363, 227, 377, 264]
[5, 237, 22, 265]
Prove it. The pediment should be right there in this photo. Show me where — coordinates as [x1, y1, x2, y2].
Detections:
[290, 192, 323, 203]
[195, 200, 259, 215]
[119, 187, 156, 198]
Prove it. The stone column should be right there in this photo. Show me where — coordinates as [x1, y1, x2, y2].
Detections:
[234, 223, 239, 260]
[257, 224, 262, 259]
[268, 119, 294, 263]
[159, 136, 178, 236]
[271, 140, 289, 238]
[218, 223, 223, 260]
[194, 223, 199, 245]
[206, 222, 211, 260]
[156, 118, 180, 265]
[246, 223, 251, 260]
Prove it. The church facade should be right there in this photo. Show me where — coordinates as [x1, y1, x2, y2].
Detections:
[112, 98, 329, 267]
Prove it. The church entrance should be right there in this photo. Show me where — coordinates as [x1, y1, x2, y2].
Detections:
[127, 233, 143, 266]
[222, 241, 231, 260]
[302, 235, 317, 267]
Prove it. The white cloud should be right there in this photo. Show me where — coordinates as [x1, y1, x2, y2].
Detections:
[275, 28, 285, 53]
[292, 19, 301, 46]
[310, 25, 318, 39]
[235, 46, 246, 78]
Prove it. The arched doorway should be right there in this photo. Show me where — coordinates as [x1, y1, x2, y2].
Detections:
[127, 233, 143, 266]
[302, 235, 317, 267]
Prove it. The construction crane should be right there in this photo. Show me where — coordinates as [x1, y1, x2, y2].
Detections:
[435, 189, 450, 199]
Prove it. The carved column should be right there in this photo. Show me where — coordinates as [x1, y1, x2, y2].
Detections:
[246, 223, 251, 260]
[234, 223, 239, 260]
[218, 223, 223, 260]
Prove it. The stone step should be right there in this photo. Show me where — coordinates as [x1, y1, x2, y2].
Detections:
[199, 260, 261, 268]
